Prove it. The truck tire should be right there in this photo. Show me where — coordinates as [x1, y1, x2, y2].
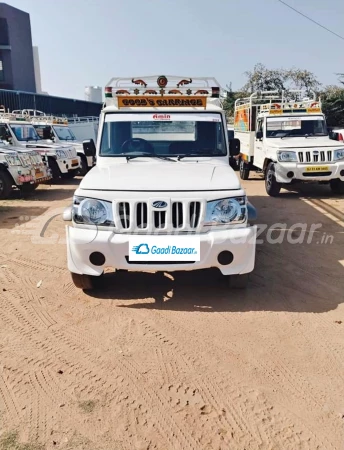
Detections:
[265, 162, 281, 196]
[227, 273, 249, 289]
[0, 170, 13, 199]
[20, 183, 38, 194]
[78, 155, 88, 176]
[62, 169, 78, 179]
[239, 158, 250, 180]
[48, 158, 61, 181]
[71, 272, 103, 291]
[330, 179, 344, 195]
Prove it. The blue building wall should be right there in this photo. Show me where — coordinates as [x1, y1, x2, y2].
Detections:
[0, 3, 36, 92]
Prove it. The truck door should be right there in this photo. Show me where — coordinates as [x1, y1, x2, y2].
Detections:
[253, 118, 265, 170]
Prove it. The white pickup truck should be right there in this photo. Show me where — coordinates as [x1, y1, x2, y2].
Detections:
[0, 110, 80, 181]
[63, 75, 257, 291]
[21, 112, 97, 176]
[0, 141, 51, 198]
[234, 91, 344, 195]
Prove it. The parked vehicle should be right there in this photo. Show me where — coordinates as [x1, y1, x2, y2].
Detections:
[329, 128, 344, 143]
[0, 141, 52, 199]
[67, 116, 99, 143]
[63, 75, 257, 291]
[0, 109, 80, 181]
[20, 111, 97, 176]
[234, 91, 344, 195]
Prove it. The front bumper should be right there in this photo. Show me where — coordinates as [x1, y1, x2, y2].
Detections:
[275, 161, 344, 183]
[66, 226, 257, 276]
[33, 166, 52, 184]
[57, 156, 80, 174]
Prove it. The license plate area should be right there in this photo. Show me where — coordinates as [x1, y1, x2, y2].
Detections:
[128, 235, 200, 262]
[305, 166, 329, 172]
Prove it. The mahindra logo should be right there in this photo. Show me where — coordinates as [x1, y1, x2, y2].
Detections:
[153, 114, 170, 120]
[152, 201, 168, 208]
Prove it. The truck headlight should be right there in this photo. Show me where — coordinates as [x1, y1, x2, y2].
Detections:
[56, 149, 67, 159]
[334, 149, 344, 161]
[277, 151, 297, 162]
[204, 197, 247, 226]
[73, 196, 114, 226]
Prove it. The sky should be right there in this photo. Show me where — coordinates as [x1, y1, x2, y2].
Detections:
[4, 0, 344, 100]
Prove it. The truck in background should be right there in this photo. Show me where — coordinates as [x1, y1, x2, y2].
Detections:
[67, 116, 99, 143]
[26, 112, 97, 175]
[0, 110, 80, 181]
[0, 141, 52, 199]
[234, 90, 344, 195]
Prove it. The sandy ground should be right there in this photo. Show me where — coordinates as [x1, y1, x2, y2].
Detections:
[0, 175, 343, 450]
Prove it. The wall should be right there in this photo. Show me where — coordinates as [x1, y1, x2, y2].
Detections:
[0, 3, 36, 92]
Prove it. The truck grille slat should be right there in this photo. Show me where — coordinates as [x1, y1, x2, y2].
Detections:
[119, 202, 130, 229]
[172, 202, 183, 228]
[154, 211, 166, 229]
[189, 202, 201, 228]
[136, 203, 147, 229]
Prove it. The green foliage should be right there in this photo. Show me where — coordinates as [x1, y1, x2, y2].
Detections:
[224, 64, 343, 126]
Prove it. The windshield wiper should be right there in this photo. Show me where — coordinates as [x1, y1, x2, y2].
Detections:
[126, 153, 176, 162]
[177, 153, 223, 160]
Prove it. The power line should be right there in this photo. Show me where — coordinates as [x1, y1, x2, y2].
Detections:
[277, 0, 344, 41]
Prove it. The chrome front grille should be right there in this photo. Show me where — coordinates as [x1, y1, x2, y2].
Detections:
[114, 200, 203, 233]
[298, 150, 332, 163]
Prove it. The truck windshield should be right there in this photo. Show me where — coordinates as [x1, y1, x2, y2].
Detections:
[100, 113, 227, 157]
[266, 116, 327, 138]
[10, 124, 41, 141]
[53, 126, 76, 141]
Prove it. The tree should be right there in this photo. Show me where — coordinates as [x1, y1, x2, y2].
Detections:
[321, 84, 344, 127]
[241, 63, 320, 95]
[241, 63, 287, 93]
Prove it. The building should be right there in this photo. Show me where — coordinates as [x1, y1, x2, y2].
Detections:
[32, 46, 42, 93]
[0, 3, 36, 92]
[85, 86, 102, 103]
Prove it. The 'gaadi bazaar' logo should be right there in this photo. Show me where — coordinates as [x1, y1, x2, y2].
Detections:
[153, 114, 171, 120]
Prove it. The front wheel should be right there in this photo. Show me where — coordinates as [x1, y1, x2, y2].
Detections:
[71, 272, 103, 291]
[20, 183, 38, 194]
[226, 273, 249, 289]
[48, 158, 61, 181]
[265, 162, 281, 196]
[330, 179, 344, 195]
[78, 155, 88, 176]
[239, 158, 250, 180]
[0, 170, 13, 199]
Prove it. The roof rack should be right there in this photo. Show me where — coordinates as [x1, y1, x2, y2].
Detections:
[104, 75, 224, 109]
[235, 90, 322, 115]
[67, 116, 99, 124]
[29, 115, 68, 125]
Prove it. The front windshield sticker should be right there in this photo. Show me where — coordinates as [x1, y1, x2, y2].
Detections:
[268, 120, 301, 131]
[117, 96, 207, 108]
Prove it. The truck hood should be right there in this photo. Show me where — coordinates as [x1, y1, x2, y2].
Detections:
[266, 136, 344, 149]
[79, 160, 241, 192]
[25, 142, 73, 151]
[38, 139, 83, 153]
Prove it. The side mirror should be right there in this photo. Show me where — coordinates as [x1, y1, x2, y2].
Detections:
[83, 139, 96, 157]
[256, 131, 263, 140]
[228, 138, 240, 156]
